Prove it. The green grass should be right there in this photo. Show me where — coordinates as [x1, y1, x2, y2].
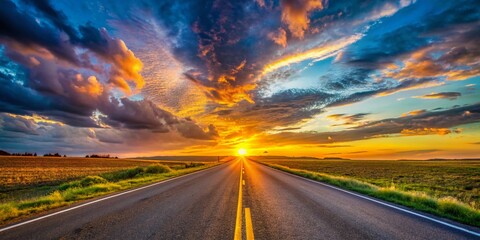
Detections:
[259, 161, 480, 227]
[254, 158, 480, 209]
[0, 162, 215, 225]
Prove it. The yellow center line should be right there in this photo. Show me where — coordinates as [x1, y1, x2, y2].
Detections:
[234, 159, 243, 240]
[245, 208, 255, 240]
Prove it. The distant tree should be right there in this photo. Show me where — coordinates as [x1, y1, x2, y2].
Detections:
[34, 153, 37, 157]
[85, 155, 89, 158]
[0, 150, 10, 156]
[44, 153, 62, 157]
[63, 155, 66, 157]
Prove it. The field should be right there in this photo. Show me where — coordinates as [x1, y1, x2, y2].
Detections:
[255, 158, 480, 209]
[0, 156, 221, 224]
[0, 156, 216, 203]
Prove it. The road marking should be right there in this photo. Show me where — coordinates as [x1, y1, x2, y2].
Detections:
[0, 163, 228, 233]
[263, 163, 480, 237]
[245, 208, 255, 240]
[234, 159, 243, 240]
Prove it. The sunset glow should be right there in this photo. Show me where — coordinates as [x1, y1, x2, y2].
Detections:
[0, 0, 479, 160]
[237, 148, 247, 156]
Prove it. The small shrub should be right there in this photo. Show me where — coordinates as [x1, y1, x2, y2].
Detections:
[101, 167, 144, 181]
[58, 176, 107, 191]
[79, 176, 108, 187]
[58, 181, 81, 191]
[184, 162, 204, 168]
[145, 164, 172, 174]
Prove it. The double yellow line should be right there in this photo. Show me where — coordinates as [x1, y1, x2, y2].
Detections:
[234, 158, 255, 240]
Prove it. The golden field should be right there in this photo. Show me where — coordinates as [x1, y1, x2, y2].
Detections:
[0, 156, 175, 188]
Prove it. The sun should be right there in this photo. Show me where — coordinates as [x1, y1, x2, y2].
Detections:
[237, 148, 247, 156]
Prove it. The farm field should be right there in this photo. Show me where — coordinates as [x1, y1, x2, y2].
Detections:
[0, 156, 221, 224]
[0, 156, 213, 203]
[254, 157, 480, 209]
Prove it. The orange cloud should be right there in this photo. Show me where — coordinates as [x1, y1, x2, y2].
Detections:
[280, 0, 324, 39]
[186, 73, 256, 105]
[106, 39, 144, 94]
[414, 92, 461, 100]
[401, 109, 426, 117]
[400, 128, 455, 136]
[268, 28, 287, 48]
[72, 75, 103, 97]
[6, 113, 64, 126]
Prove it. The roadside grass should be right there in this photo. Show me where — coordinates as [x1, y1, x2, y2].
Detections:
[260, 162, 480, 227]
[0, 162, 215, 225]
[253, 158, 480, 209]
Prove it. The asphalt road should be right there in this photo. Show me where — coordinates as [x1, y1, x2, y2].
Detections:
[1, 158, 479, 240]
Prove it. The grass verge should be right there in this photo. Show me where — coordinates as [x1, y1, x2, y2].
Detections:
[0, 163, 217, 225]
[260, 162, 480, 227]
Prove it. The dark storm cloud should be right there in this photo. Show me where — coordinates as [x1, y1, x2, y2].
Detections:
[0, 114, 39, 135]
[0, 0, 79, 64]
[99, 98, 177, 131]
[22, 0, 79, 42]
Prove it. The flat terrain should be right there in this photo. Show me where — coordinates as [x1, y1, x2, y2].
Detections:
[0, 156, 205, 202]
[1, 158, 478, 240]
[255, 158, 480, 209]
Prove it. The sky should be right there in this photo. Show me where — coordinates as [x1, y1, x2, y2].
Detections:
[0, 0, 479, 159]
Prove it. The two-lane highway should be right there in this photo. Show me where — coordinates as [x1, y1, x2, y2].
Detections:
[1, 158, 479, 240]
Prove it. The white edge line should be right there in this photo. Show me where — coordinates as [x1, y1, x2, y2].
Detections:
[0, 163, 226, 233]
[259, 163, 480, 237]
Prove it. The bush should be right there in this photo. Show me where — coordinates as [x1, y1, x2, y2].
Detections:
[145, 164, 171, 174]
[101, 167, 144, 181]
[184, 162, 204, 168]
[80, 176, 108, 187]
[58, 176, 108, 190]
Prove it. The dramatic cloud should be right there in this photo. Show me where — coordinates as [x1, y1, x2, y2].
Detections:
[268, 28, 288, 48]
[280, 0, 324, 39]
[0, 0, 215, 142]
